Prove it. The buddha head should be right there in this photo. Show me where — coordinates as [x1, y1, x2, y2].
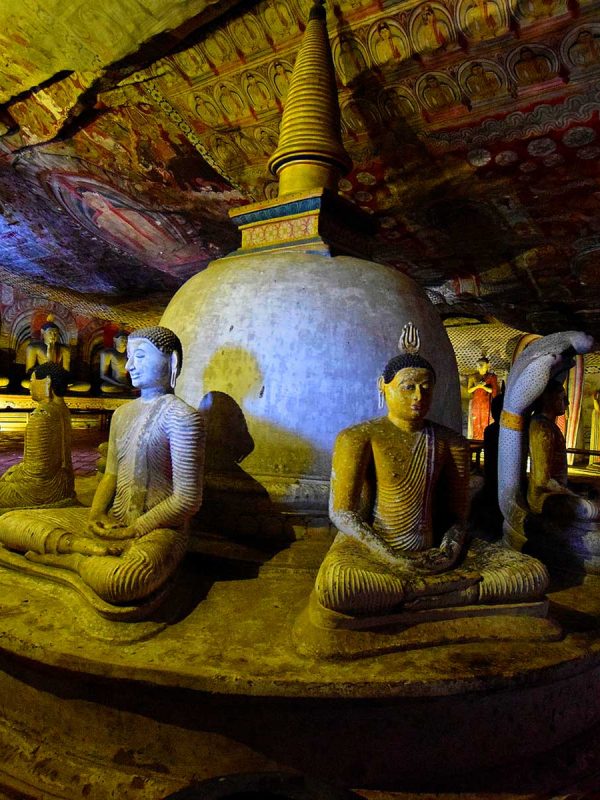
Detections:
[378, 323, 436, 424]
[476, 356, 490, 377]
[126, 326, 183, 393]
[536, 378, 568, 419]
[30, 362, 69, 401]
[113, 330, 128, 354]
[40, 318, 61, 347]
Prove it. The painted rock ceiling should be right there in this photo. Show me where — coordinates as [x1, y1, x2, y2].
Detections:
[1, 0, 600, 336]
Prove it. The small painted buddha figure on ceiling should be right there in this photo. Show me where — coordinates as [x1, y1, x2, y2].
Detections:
[313, 324, 548, 619]
[0, 326, 205, 612]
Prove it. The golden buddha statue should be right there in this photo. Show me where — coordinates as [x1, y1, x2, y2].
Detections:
[0, 326, 205, 610]
[99, 329, 134, 394]
[22, 316, 91, 393]
[527, 379, 600, 520]
[313, 324, 549, 620]
[0, 362, 75, 510]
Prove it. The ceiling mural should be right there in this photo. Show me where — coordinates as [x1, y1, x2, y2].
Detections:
[0, 0, 599, 337]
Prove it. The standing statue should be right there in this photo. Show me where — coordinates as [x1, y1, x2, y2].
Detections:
[312, 324, 548, 621]
[590, 389, 600, 469]
[99, 330, 133, 394]
[499, 331, 600, 573]
[467, 356, 498, 439]
[0, 326, 205, 612]
[22, 316, 91, 393]
[0, 363, 75, 510]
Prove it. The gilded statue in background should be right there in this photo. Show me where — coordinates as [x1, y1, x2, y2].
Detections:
[314, 324, 548, 619]
[23, 316, 70, 381]
[99, 330, 134, 394]
[0, 326, 205, 610]
[22, 316, 91, 393]
[527, 379, 600, 520]
[0, 363, 75, 510]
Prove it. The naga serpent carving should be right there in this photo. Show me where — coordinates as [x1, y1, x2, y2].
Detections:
[499, 330, 595, 552]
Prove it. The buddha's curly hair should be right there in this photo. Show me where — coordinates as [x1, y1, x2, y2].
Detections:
[33, 362, 70, 397]
[129, 326, 183, 373]
[382, 353, 436, 384]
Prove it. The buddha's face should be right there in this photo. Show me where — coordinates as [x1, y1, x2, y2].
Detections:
[114, 334, 128, 354]
[543, 385, 568, 417]
[126, 338, 170, 390]
[476, 359, 489, 376]
[42, 327, 59, 346]
[382, 367, 434, 422]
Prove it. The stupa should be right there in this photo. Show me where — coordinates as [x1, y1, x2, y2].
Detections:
[161, 0, 461, 533]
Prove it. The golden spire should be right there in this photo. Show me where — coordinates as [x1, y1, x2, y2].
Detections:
[267, 0, 352, 196]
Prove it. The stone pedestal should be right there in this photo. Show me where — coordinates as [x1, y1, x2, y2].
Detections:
[1, 536, 600, 798]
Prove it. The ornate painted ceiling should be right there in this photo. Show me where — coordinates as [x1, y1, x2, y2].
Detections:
[0, 0, 600, 335]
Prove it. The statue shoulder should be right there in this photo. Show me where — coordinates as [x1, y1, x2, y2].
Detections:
[336, 417, 383, 446]
[428, 420, 469, 450]
[164, 394, 207, 429]
[30, 401, 51, 420]
[529, 413, 557, 441]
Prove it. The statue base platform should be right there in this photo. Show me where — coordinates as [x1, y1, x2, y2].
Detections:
[0, 546, 176, 630]
[1, 529, 600, 798]
[505, 517, 600, 576]
[293, 591, 559, 659]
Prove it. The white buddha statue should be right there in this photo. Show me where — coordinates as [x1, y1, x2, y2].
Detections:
[0, 326, 205, 608]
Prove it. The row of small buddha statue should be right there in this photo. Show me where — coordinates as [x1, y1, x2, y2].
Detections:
[0, 323, 595, 634]
[0, 316, 136, 395]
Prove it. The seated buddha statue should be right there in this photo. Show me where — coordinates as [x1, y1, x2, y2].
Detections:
[0, 326, 205, 610]
[22, 316, 91, 393]
[0, 362, 75, 510]
[314, 324, 549, 620]
[99, 330, 134, 394]
[527, 379, 599, 522]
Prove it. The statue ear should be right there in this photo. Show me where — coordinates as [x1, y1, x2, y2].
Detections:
[43, 375, 52, 397]
[170, 351, 179, 390]
[377, 376, 385, 409]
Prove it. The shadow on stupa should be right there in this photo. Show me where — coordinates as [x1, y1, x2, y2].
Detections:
[190, 346, 320, 572]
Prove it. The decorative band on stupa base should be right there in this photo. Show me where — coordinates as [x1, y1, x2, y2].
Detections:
[228, 188, 376, 259]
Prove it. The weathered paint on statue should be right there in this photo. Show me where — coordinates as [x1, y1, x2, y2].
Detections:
[0, 326, 205, 610]
[314, 324, 549, 618]
[0, 363, 75, 510]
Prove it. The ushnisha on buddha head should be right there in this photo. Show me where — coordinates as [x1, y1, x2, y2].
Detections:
[378, 322, 436, 428]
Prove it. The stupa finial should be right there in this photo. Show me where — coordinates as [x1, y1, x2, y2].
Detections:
[267, 0, 352, 196]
